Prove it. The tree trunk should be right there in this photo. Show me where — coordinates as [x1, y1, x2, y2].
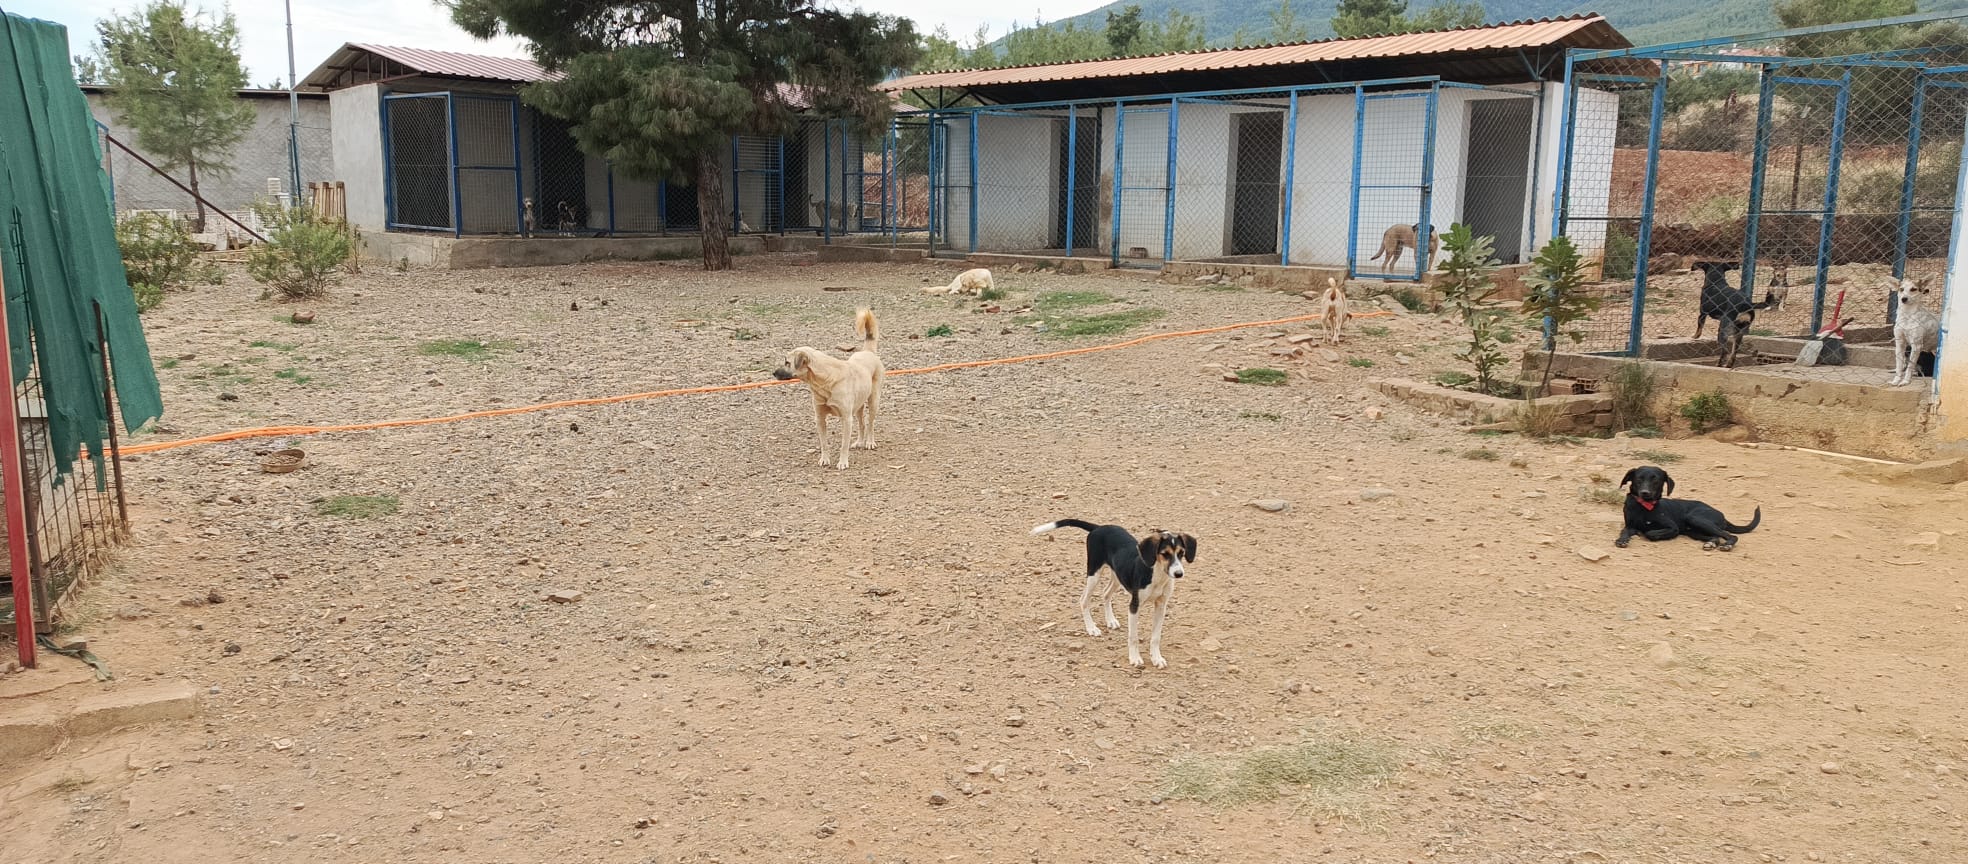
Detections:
[188, 160, 207, 234]
[696, 146, 731, 271]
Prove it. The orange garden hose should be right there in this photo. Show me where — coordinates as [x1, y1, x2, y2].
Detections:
[119, 308, 1392, 457]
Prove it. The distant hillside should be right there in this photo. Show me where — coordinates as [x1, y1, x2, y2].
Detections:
[1032, 0, 1968, 49]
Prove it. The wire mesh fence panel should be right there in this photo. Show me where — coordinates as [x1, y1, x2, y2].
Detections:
[1449, 88, 1541, 267]
[1282, 87, 1358, 269]
[1351, 89, 1434, 281]
[931, 114, 973, 254]
[889, 115, 933, 240]
[1113, 104, 1171, 264]
[971, 110, 1062, 254]
[1559, 15, 1968, 397]
[786, 118, 826, 234]
[1170, 95, 1289, 263]
[385, 93, 453, 231]
[733, 135, 781, 233]
[527, 109, 604, 235]
[1559, 76, 1654, 353]
[454, 94, 522, 235]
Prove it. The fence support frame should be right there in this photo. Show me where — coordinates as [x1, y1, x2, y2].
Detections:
[1627, 61, 1671, 357]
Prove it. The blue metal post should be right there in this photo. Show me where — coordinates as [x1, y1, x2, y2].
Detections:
[509, 96, 525, 235]
[926, 114, 937, 253]
[823, 120, 833, 243]
[1416, 83, 1441, 280]
[1282, 90, 1299, 266]
[1163, 100, 1179, 262]
[1894, 74, 1929, 292]
[1810, 72, 1854, 336]
[1064, 104, 1079, 258]
[446, 93, 461, 237]
[1741, 68, 1779, 298]
[379, 89, 394, 228]
[1550, 52, 1577, 241]
[1346, 84, 1366, 276]
[1111, 101, 1125, 267]
[1628, 63, 1671, 357]
[968, 111, 979, 253]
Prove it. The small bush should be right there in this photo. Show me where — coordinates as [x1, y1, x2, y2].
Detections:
[1239, 410, 1282, 421]
[1361, 325, 1390, 338]
[1578, 485, 1624, 506]
[977, 286, 1005, 302]
[924, 324, 954, 338]
[1679, 389, 1733, 433]
[1606, 362, 1657, 431]
[1236, 367, 1289, 386]
[247, 204, 353, 300]
[1602, 226, 1639, 282]
[1347, 358, 1375, 368]
[1433, 371, 1476, 389]
[1627, 448, 1683, 464]
[115, 212, 201, 313]
[1437, 224, 1510, 394]
[418, 338, 516, 361]
[1517, 398, 1565, 439]
[1382, 287, 1427, 312]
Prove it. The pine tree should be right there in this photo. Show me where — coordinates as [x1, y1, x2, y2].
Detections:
[450, 0, 919, 271]
[1332, 0, 1410, 39]
[88, 1, 253, 233]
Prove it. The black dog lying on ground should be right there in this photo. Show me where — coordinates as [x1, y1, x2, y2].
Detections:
[1616, 465, 1762, 551]
[1691, 261, 1780, 369]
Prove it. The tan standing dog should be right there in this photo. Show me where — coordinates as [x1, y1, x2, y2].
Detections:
[1370, 223, 1438, 274]
[772, 309, 883, 469]
[1320, 277, 1350, 345]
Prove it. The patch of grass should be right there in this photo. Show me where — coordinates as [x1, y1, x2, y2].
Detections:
[1382, 288, 1427, 312]
[1361, 325, 1390, 338]
[158, 358, 180, 370]
[1433, 370, 1475, 389]
[417, 338, 516, 361]
[1235, 367, 1289, 386]
[1035, 289, 1115, 314]
[1347, 358, 1376, 368]
[1579, 485, 1624, 506]
[1679, 389, 1734, 433]
[1606, 362, 1658, 431]
[1749, 328, 1776, 337]
[1203, 282, 1245, 292]
[1164, 730, 1399, 809]
[977, 286, 1005, 302]
[249, 339, 299, 352]
[313, 495, 399, 519]
[924, 323, 954, 338]
[1045, 307, 1165, 338]
[1239, 410, 1282, 421]
[1625, 425, 1663, 439]
[1517, 398, 1565, 439]
[1627, 448, 1682, 464]
[274, 368, 313, 386]
[730, 327, 764, 342]
[1466, 428, 1508, 438]
[1461, 447, 1499, 461]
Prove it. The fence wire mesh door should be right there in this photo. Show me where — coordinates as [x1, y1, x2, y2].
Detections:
[1351, 87, 1438, 281]
[1168, 96, 1289, 263]
[384, 92, 452, 232]
[454, 94, 522, 235]
[889, 115, 932, 244]
[1557, 16, 1968, 394]
[1113, 104, 1172, 265]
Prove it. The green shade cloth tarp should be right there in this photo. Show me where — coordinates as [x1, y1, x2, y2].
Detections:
[0, 10, 163, 482]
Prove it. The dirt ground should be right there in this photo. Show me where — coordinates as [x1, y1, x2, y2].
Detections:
[3, 253, 1965, 864]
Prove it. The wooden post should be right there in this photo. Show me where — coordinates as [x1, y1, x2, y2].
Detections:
[0, 258, 38, 668]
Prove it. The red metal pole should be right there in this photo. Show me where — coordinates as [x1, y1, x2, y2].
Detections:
[0, 265, 36, 668]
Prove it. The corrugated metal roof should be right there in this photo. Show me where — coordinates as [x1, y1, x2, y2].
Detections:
[349, 44, 551, 83]
[880, 15, 1626, 92]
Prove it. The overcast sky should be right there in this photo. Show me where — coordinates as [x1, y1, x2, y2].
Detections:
[11, 0, 1083, 87]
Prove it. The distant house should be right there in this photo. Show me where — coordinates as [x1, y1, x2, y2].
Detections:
[82, 85, 333, 216]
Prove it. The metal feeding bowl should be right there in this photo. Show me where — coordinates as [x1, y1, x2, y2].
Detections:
[259, 448, 307, 474]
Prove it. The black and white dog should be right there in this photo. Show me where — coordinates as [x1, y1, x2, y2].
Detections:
[1616, 465, 1762, 552]
[1691, 261, 1780, 369]
[1032, 519, 1197, 669]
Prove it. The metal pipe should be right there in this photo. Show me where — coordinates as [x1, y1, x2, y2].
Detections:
[968, 112, 979, 253]
[1110, 99, 1125, 267]
[99, 133, 265, 242]
[1894, 73, 1929, 292]
[1064, 104, 1078, 259]
[1550, 52, 1578, 242]
[1281, 90, 1298, 266]
[1811, 72, 1854, 336]
[446, 94, 461, 237]
[284, 0, 302, 204]
[1627, 61, 1670, 358]
[1741, 67, 1778, 298]
[1346, 83, 1366, 277]
[1163, 100, 1178, 263]
[1416, 82, 1440, 282]
[94, 309, 129, 533]
[0, 255, 36, 667]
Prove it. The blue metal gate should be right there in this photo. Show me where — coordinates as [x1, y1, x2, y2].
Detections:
[1111, 103, 1174, 265]
[1348, 85, 1439, 281]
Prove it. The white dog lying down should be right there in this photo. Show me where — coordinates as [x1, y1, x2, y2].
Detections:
[922, 268, 994, 296]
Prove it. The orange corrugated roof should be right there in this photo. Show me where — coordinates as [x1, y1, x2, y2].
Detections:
[881, 15, 1626, 92]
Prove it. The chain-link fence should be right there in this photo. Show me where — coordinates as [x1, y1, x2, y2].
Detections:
[905, 77, 1546, 277]
[1557, 15, 1968, 392]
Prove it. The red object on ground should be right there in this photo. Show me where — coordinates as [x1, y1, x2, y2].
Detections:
[0, 266, 35, 668]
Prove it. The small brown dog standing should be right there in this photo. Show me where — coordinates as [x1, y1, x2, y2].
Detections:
[1369, 223, 1438, 274]
[772, 309, 883, 469]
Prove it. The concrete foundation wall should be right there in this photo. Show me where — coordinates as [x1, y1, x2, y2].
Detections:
[358, 229, 766, 269]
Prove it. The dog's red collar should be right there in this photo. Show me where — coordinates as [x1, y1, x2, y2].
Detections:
[1637, 498, 1656, 511]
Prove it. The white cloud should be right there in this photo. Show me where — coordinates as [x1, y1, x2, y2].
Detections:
[10, 0, 1108, 86]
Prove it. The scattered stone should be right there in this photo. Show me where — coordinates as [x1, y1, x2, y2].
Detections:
[114, 604, 151, 621]
[291, 311, 316, 325]
[546, 590, 585, 604]
[1093, 737, 1115, 750]
[815, 819, 838, 838]
[272, 738, 293, 751]
[1363, 406, 1385, 421]
[928, 790, 951, 806]
[1318, 348, 1342, 363]
[179, 595, 208, 608]
[206, 590, 225, 605]
[988, 763, 1008, 780]
[1646, 642, 1676, 668]
[1004, 714, 1025, 728]
[223, 642, 242, 655]
[1288, 334, 1317, 345]
[1359, 488, 1395, 502]
[1706, 425, 1751, 443]
[1575, 546, 1610, 563]
[1905, 532, 1942, 549]
[1248, 499, 1291, 513]
[1508, 453, 1529, 468]
[1820, 762, 1841, 775]
[1221, 373, 1240, 383]
[1198, 636, 1223, 652]
[1619, 610, 1638, 621]
[218, 392, 239, 402]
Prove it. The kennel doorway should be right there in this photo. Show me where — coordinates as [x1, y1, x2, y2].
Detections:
[1231, 112, 1285, 256]
[1462, 98, 1533, 264]
[1053, 113, 1101, 252]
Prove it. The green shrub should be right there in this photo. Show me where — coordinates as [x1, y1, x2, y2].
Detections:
[1679, 389, 1733, 433]
[247, 204, 353, 300]
[114, 212, 200, 313]
[1606, 362, 1658, 431]
[1437, 224, 1509, 395]
[1602, 226, 1638, 282]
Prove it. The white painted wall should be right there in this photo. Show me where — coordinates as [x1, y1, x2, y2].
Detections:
[329, 84, 384, 230]
[1558, 86, 1620, 259]
[939, 114, 1060, 251]
[1936, 110, 1968, 445]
